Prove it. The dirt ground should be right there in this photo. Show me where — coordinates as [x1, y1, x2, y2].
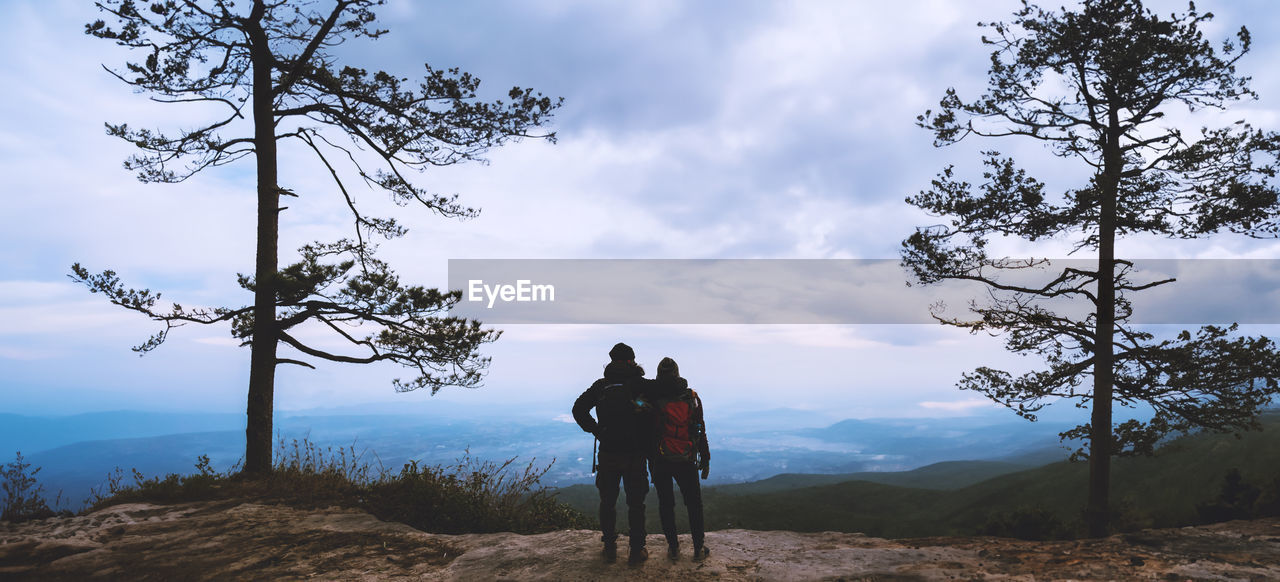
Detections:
[3, 500, 1279, 580]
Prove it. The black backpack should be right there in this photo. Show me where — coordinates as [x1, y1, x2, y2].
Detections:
[595, 382, 643, 446]
[590, 381, 647, 471]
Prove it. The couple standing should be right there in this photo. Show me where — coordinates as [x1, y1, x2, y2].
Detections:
[571, 342, 711, 565]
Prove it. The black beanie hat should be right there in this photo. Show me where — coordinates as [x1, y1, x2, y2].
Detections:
[657, 357, 679, 378]
[609, 342, 635, 362]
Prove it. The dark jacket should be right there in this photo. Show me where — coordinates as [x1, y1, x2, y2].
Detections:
[572, 361, 650, 454]
[647, 375, 710, 462]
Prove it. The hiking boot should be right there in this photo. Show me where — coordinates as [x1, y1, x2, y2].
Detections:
[667, 544, 680, 562]
[602, 542, 617, 563]
[692, 544, 710, 561]
[628, 546, 648, 566]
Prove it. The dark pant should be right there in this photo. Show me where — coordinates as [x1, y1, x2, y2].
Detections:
[596, 451, 649, 548]
[650, 459, 704, 548]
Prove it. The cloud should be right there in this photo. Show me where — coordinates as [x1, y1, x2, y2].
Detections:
[5, 0, 1280, 416]
[918, 399, 997, 413]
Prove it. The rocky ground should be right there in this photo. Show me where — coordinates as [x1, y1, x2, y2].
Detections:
[2, 500, 1279, 580]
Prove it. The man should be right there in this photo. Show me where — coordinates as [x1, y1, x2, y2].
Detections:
[572, 342, 651, 565]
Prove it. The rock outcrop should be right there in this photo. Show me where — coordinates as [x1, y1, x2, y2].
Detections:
[2, 500, 1279, 580]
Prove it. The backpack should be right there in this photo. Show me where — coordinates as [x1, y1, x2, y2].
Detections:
[594, 382, 645, 447]
[653, 389, 702, 464]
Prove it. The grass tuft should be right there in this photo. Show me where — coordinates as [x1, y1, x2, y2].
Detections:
[13, 437, 589, 534]
[1, 452, 71, 523]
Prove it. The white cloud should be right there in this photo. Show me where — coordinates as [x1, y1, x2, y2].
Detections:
[918, 398, 998, 413]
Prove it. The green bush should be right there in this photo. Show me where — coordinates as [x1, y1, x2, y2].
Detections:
[1253, 475, 1280, 517]
[1196, 467, 1269, 524]
[365, 453, 590, 534]
[978, 505, 1074, 540]
[87, 455, 225, 509]
[1106, 497, 1155, 534]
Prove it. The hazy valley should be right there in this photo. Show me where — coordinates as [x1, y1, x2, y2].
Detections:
[3, 404, 1075, 511]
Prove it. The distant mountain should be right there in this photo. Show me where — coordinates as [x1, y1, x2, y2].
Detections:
[794, 416, 1076, 466]
[27, 431, 244, 506]
[704, 414, 1280, 538]
[707, 407, 843, 431]
[8, 407, 1080, 509]
[552, 413, 1280, 539]
[552, 457, 1040, 536]
[0, 411, 243, 455]
[713, 460, 1032, 496]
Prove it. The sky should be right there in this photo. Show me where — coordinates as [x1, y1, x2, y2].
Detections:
[2, 0, 1280, 422]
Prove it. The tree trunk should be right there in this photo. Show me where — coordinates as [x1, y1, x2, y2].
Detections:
[1086, 111, 1121, 537]
[244, 0, 279, 475]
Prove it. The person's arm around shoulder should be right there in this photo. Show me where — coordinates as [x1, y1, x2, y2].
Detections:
[630, 376, 654, 412]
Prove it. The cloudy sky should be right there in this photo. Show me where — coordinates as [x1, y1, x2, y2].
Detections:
[3, 0, 1279, 421]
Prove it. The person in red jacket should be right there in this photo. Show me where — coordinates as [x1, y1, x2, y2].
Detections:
[647, 357, 710, 561]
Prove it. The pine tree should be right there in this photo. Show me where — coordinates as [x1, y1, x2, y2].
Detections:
[905, 0, 1280, 535]
[73, 0, 561, 473]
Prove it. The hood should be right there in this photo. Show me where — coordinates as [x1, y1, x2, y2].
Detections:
[648, 375, 688, 399]
[603, 360, 644, 379]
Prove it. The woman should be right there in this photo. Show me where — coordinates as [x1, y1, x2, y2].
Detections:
[647, 357, 711, 561]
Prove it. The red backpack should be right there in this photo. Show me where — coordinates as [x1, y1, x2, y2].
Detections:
[654, 389, 702, 464]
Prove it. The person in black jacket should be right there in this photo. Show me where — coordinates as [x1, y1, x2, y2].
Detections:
[647, 356, 710, 561]
[572, 342, 651, 565]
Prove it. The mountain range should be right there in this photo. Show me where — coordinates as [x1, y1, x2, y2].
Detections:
[3, 406, 1076, 510]
[555, 412, 1280, 538]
